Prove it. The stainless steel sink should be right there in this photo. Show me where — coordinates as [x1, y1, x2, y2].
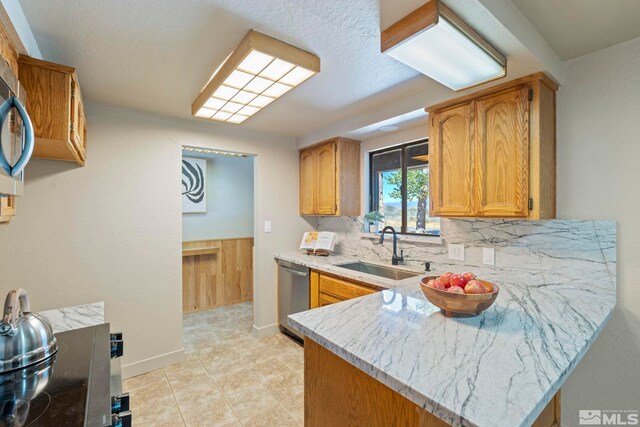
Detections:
[337, 262, 421, 281]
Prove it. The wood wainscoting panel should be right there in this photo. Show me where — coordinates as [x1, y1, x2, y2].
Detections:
[182, 237, 254, 313]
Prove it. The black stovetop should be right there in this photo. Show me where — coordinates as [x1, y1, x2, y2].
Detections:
[0, 324, 111, 427]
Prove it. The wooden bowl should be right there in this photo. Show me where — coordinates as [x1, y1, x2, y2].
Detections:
[420, 276, 500, 317]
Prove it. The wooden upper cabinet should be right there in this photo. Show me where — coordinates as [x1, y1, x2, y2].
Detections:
[315, 143, 337, 215]
[427, 72, 558, 219]
[474, 86, 530, 217]
[18, 55, 87, 166]
[299, 137, 360, 216]
[300, 149, 317, 215]
[430, 102, 474, 216]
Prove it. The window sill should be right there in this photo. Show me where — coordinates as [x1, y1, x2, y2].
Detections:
[359, 232, 443, 245]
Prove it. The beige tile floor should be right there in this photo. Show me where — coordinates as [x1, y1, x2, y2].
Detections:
[124, 302, 304, 426]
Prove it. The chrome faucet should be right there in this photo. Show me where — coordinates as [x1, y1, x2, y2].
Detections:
[379, 226, 404, 265]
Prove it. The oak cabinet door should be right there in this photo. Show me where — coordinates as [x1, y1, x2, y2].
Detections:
[430, 102, 475, 216]
[474, 86, 530, 217]
[300, 148, 317, 215]
[315, 142, 337, 215]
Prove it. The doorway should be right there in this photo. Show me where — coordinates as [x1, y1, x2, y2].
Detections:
[180, 146, 256, 346]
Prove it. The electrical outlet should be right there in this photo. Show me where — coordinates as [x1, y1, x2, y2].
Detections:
[483, 248, 495, 266]
[448, 244, 465, 261]
[264, 221, 272, 233]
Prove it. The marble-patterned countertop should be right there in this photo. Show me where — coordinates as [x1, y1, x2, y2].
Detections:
[274, 251, 429, 289]
[288, 266, 615, 427]
[38, 302, 105, 334]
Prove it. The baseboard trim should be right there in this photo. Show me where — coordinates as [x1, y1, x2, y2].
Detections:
[121, 348, 185, 379]
[252, 323, 280, 338]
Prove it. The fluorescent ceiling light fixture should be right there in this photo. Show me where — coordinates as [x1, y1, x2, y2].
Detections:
[381, 0, 506, 91]
[192, 30, 320, 124]
[182, 146, 251, 158]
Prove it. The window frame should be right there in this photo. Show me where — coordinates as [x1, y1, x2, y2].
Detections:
[368, 138, 439, 236]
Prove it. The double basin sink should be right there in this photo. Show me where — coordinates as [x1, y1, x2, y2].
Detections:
[337, 261, 422, 281]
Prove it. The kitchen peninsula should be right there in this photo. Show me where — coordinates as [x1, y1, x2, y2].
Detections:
[290, 269, 614, 426]
[286, 219, 616, 426]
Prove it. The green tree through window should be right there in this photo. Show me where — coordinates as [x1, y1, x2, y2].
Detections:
[369, 140, 439, 235]
[385, 168, 429, 230]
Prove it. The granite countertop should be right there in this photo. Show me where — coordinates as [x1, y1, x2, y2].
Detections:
[274, 251, 429, 289]
[288, 267, 616, 427]
[38, 302, 105, 334]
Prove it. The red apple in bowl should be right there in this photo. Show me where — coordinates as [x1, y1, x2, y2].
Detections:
[462, 272, 476, 282]
[427, 279, 446, 291]
[464, 279, 487, 294]
[449, 274, 466, 288]
[440, 272, 454, 288]
[447, 286, 465, 294]
[427, 278, 446, 290]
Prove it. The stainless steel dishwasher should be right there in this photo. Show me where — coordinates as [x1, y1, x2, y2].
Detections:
[277, 260, 310, 340]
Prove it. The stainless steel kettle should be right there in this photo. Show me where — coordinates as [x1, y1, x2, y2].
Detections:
[0, 289, 57, 373]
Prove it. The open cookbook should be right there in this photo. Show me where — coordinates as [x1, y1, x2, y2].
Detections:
[299, 231, 337, 255]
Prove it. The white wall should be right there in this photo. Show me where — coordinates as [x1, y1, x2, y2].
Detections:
[0, 101, 312, 378]
[182, 154, 254, 241]
[556, 37, 640, 418]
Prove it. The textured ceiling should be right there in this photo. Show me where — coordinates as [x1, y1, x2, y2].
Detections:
[512, 0, 640, 60]
[18, 0, 567, 139]
[19, 0, 436, 137]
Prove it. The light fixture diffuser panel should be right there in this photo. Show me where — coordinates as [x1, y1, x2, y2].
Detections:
[280, 66, 315, 86]
[387, 18, 504, 90]
[249, 95, 275, 108]
[260, 58, 295, 80]
[192, 30, 320, 123]
[238, 50, 274, 74]
[262, 82, 293, 98]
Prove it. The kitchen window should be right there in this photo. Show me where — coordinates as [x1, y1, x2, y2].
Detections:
[369, 140, 440, 236]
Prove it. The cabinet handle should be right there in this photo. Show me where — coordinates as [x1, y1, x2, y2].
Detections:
[279, 266, 309, 277]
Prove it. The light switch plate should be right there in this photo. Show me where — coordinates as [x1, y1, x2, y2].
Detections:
[264, 221, 272, 233]
[483, 248, 495, 266]
[448, 244, 465, 261]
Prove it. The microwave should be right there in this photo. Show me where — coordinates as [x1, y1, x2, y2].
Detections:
[0, 58, 34, 197]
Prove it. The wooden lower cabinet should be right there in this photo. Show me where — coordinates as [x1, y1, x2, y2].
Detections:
[304, 338, 561, 427]
[310, 271, 379, 309]
[182, 238, 253, 313]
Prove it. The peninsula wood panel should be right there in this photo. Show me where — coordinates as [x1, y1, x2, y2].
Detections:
[182, 238, 254, 313]
[304, 338, 561, 427]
